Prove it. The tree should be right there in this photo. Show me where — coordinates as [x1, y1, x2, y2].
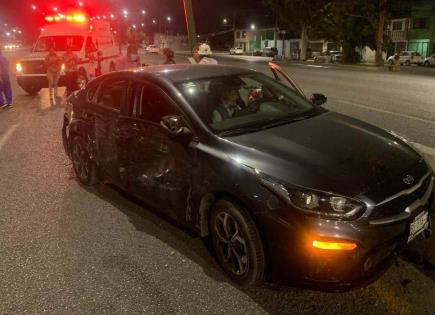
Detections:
[264, 0, 329, 60]
[317, 1, 383, 63]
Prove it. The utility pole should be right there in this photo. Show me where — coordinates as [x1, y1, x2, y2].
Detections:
[183, 0, 197, 51]
[375, 0, 386, 66]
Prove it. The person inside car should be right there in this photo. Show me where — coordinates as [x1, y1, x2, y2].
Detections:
[212, 87, 243, 122]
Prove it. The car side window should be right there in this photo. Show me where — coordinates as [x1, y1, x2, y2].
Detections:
[98, 78, 129, 112]
[136, 84, 179, 123]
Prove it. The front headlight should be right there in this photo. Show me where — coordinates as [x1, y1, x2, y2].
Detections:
[260, 176, 365, 220]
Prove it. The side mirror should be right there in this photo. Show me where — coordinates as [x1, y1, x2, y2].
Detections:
[161, 115, 190, 136]
[310, 93, 327, 106]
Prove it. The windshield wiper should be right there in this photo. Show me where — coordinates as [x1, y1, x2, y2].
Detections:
[217, 125, 264, 136]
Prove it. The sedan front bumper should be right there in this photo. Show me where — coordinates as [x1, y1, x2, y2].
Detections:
[258, 189, 434, 291]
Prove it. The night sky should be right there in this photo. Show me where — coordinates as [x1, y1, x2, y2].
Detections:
[0, 0, 271, 39]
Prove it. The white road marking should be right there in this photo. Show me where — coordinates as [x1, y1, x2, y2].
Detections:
[0, 123, 20, 151]
[334, 99, 435, 127]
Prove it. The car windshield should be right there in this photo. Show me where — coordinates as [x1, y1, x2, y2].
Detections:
[176, 73, 317, 135]
[34, 36, 84, 52]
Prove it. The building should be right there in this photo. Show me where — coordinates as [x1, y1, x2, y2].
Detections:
[388, 18, 410, 53]
[234, 28, 277, 52]
[407, 2, 435, 57]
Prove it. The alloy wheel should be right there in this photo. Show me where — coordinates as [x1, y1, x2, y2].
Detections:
[72, 140, 90, 182]
[214, 211, 249, 276]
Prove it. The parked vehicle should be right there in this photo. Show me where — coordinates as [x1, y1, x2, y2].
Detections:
[15, 15, 120, 95]
[63, 63, 434, 290]
[423, 54, 435, 67]
[262, 47, 278, 57]
[146, 45, 160, 54]
[314, 51, 342, 63]
[387, 51, 424, 66]
[229, 47, 244, 55]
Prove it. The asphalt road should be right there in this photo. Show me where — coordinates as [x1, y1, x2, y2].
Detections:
[0, 48, 435, 315]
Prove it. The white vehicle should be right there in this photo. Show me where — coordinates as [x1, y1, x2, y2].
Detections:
[387, 51, 424, 66]
[229, 47, 244, 55]
[423, 54, 435, 67]
[314, 50, 342, 63]
[146, 45, 160, 54]
[16, 14, 120, 95]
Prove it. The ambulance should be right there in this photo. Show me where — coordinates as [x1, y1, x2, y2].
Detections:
[16, 14, 121, 95]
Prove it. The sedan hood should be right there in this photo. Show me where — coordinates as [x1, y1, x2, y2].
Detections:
[225, 112, 422, 198]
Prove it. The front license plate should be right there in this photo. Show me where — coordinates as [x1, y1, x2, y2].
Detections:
[408, 211, 429, 243]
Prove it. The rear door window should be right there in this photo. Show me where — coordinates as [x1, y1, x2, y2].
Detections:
[135, 84, 178, 123]
[98, 78, 129, 112]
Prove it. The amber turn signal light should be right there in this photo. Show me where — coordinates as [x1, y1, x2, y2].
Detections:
[312, 240, 357, 251]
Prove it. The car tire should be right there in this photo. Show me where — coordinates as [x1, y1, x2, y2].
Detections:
[388, 59, 393, 65]
[209, 199, 265, 287]
[405, 60, 411, 66]
[71, 136, 98, 186]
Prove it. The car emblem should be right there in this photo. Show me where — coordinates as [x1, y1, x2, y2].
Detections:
[403, 175, 414, 185]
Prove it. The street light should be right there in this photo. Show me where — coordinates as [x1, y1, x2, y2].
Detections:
[223, 18, 228, 25]
[152, 19, 156, 24]
[132, 24, 136, 29]
[110, 14, 115, 19]
[53, 7, 58, 12]
[31, 5, 37, 11]
[78, 2, 83, 7]
[251, 24, 256, 30]
[141, 23, 145, 27]
[142, 10, 146, 15]
[167, 16, 172, 22]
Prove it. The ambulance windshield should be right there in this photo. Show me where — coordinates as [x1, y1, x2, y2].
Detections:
[34, 36, 84, 52]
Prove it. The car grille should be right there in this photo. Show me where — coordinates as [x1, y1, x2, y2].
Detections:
[370, 175, 433, 220]
[21, 60, 46, 74]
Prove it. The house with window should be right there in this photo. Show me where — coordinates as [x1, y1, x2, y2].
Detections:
[234, 28, 277, 52]
[407, 2, 435, 57]
[388, 18, 410, 53]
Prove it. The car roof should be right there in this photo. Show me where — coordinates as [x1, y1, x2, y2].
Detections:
[130, 64, 257, 83]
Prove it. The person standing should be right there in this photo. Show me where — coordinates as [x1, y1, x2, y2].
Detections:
[188, 46, 201, 64]
[62, 47, 79, 97]
[45, 47, 62, 105]
[188, 44, 217, 64]
[197, 43, 218, 64]
[162, 48, 176, 64]
[0, 47, 13, 109]
[117, 45, 141, 70]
